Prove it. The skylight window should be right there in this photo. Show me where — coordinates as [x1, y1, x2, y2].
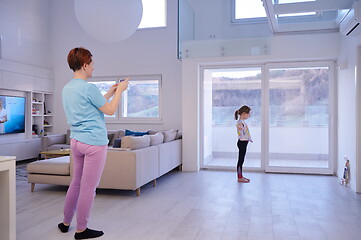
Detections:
[277, 0, 315, 4]
[234, 0, 267, 20]
[138, 0, 166, 29]
[278, 12, 316, 17]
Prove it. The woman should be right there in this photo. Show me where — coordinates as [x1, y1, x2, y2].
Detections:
[0, 98, 7, 134]
[58, 47, 128, 239]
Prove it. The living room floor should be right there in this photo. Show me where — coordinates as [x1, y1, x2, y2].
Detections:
[16, 167, 361, 240]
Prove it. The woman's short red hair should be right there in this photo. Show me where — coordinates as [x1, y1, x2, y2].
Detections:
[67, 47, 93, 72]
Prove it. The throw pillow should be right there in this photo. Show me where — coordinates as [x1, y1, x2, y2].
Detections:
[112, 138, 122, 148]
[107, 133, 115, 146]
[121, 135, 151, 150]
[162, 129, 177, 143]
[176, 130, 182, 139]
[148, 129, 158, 135]
[125, 129, 149, 136]
[118, 129, 126, 138]
[65, 129, 71, 145]
[149, 132, 164, 146]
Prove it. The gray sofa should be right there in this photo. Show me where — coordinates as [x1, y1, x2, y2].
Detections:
[28, 129, 182, 196]
[42, 132, 70, 151]
[42, 129, 113, 151]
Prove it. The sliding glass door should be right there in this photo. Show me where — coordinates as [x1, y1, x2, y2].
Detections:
[202, 67, 262, 170]
[266, 63, 334, 174]
[201, 61, 335, 174]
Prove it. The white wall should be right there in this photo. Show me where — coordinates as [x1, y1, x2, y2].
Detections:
[0, 0, 52, 68]
[0, 0, 54, 149]
[182, 32, 340, 172]
[50, 0, 182, 134]
[188, 0, 271, 40]
[337, 34, 360, 192]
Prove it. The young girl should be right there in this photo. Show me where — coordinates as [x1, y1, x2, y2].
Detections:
[235, 105, 252, 183]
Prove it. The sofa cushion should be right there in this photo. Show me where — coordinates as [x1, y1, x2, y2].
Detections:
[149, 132, 164, 146]
[162, 129, 177, 143]
[121, 135, 150, 150]
[27, 156, 70, 175]
[125, 129, 149, 136]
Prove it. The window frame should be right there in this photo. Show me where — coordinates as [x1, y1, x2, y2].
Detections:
[88, 74, 163, 124]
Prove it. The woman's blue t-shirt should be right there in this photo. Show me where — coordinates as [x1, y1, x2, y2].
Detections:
[62, 78, 108, 145]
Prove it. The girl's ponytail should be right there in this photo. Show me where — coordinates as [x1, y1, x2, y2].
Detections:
[234, 110, 239, 120]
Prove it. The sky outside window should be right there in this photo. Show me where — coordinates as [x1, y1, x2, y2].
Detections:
[138, 0, 166, 28]
[235, 0, 267, 19]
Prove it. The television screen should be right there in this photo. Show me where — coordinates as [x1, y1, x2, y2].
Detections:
[0, 95, 26, 135]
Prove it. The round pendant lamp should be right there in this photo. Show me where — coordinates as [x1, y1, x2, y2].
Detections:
[74, 0, 143, 43]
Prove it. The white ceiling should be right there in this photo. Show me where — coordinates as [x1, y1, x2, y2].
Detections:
[262, 0, 356, 34]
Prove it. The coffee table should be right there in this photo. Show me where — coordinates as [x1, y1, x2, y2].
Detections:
[39, 149, 71, 159]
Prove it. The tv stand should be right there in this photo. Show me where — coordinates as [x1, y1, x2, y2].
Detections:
[0, 138, 41, 161]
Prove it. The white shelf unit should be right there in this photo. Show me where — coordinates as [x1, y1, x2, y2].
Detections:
[31, 92, 53, 136]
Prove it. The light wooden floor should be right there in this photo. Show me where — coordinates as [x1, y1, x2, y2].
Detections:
[205, 157, 328, 169]
[16, 170, 361, 240]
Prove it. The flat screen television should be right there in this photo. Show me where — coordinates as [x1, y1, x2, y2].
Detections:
[0, 95, 26, 135]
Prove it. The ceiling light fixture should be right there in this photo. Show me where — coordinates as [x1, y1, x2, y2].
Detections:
[74, 0, 143, 43]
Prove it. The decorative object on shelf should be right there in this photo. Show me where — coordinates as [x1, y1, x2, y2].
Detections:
[39, 129, 44, 136]
[31, 92, 53, 136]
[74, 0, 143, 43]
[32, 124, 38, 135]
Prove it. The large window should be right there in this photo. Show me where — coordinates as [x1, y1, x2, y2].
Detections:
[268, 67, 329, 127]
[202, 68, 262, 169]
[201, 61, 335, 175]
[232, 0, 318, 23]
[232, 0, 267, 22]
[122, 80, 159, 118]
[89, 75, 161, 123]
[138, 0, 166, 29]
[267, 65, 331, 172]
